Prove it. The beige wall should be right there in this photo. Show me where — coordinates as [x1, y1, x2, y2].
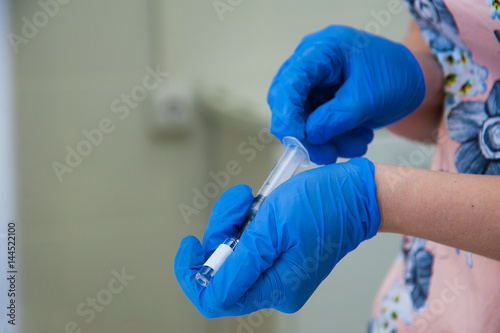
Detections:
[12, 1, 433, 332]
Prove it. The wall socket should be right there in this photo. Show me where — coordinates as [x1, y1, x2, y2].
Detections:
[149, 82, 194, 136]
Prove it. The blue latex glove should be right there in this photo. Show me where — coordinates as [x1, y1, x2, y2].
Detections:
[174, 157, 380, 317]
[268, 25, 425, 165]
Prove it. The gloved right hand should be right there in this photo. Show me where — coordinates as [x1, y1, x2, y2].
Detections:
[268, 25, 425, 165]
[174, 157, 380, 317]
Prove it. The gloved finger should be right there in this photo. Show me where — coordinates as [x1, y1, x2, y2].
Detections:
[174, 236, 260, 318]
[205, 255, 307, 316]
[201, 185, 254, 253]
[268, 48, 344, 141]
[331, 126, 374, 157]
[205, 200, 280, 310]
[250, 253, 320, 314]
[307, 142, 338, 165]
[174, 236, 205, 309]
[203, 182, 326, 315]
[268, 64, 311, 142]
[306, 77, 372, 144]
[305, 127, 373, 165]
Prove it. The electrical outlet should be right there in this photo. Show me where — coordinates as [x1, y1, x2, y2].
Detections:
[150, 82, 194, 135]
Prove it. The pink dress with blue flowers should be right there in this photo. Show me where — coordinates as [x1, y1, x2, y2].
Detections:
[370, 1, 500, 332]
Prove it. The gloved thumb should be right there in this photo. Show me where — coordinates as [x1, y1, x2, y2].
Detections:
[305, 77, 371, 145]
[202, 184, 254, 252]
[174, 236, 205, 306]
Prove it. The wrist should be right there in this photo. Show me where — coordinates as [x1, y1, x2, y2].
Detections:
[347, 158, 381, 239]
[372, 162, 406, 234]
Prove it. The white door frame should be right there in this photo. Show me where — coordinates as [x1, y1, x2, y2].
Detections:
[1, 1, 18, 332]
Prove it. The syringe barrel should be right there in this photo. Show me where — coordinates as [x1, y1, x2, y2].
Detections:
[196, 136, 310, 287]
[235, 194, 267, 239]
[255, 136, 310, 198]
[244, 194, 266, 221]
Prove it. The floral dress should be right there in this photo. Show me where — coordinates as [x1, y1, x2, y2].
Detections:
[369, 1, 500, 332]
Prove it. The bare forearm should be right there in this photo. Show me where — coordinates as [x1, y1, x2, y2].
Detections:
[375, 163, 500, 260]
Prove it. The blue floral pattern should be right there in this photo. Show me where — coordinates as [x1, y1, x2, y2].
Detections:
[488, 0, 500, 19]
[402, 237, 433, 310]
[438, 49, 488, 109]
[370, 238, 433, 332]
[404, 0, 488, 113]
[448, 81, 500, 174]
[370, 279, 413, 332]
[404, 0, 464, 51]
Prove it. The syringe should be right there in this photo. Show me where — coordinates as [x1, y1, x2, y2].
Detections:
[196, 136, 310, 287]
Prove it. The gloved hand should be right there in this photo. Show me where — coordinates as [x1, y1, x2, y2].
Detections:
[174, 157, 380, 318]
[268, 25, 425, 165]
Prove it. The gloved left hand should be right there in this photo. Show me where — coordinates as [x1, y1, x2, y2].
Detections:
[174, 157, 380, 317]
[268, 25, 426, 164]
